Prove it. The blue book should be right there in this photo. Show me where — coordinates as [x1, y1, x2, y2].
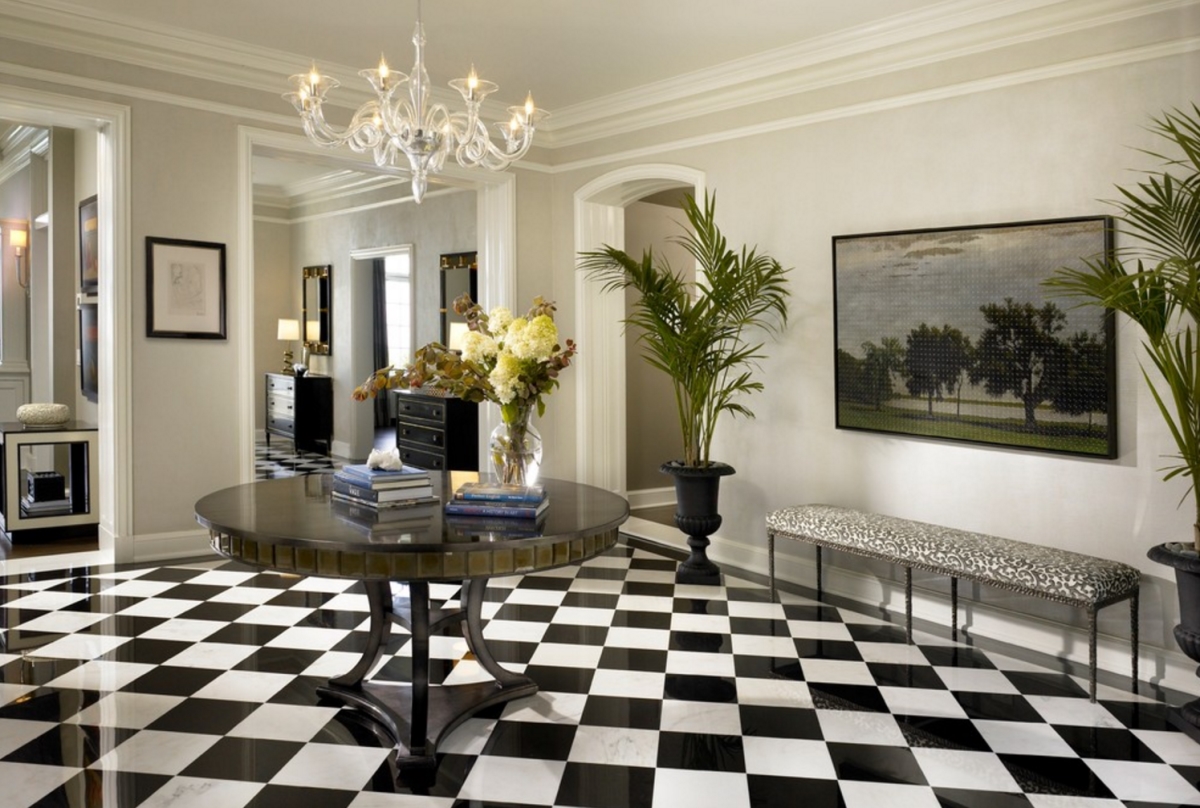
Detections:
[453, 482, 546, 504]
[338, 463, 430, 487]
[444, 498, 549, 519]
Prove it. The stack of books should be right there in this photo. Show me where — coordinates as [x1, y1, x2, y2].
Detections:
[444, 481, 549, 519]
[20, 494, 72, 518]
[330, 463, 436, 510]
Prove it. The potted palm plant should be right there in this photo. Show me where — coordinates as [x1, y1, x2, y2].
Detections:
[579, 192, 790, 584]
[1046, 104, 1200, 737]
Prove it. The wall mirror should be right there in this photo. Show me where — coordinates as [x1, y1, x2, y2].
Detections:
[440, 251, 477, 349]
[302, 264, 332, 355]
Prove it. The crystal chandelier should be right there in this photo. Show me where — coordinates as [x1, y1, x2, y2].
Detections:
[284, 4, 546, 203]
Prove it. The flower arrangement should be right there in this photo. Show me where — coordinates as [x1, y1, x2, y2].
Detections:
[354, 293, 577, 484]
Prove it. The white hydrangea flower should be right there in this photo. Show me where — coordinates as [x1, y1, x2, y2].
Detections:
[523, 315, 558, 360]
[461, 331, 497, 364]
[489, 352, 522, 404]
[488, 306, 514, 336]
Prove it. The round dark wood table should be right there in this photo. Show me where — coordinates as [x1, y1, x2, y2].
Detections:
[195, 473, 628, 768]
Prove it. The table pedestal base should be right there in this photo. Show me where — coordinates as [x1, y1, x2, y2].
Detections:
[321, 577, 537, 769]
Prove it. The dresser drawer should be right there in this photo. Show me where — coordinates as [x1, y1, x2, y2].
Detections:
[395, 396, 445, 424]
[267, 395, 295, 417]
[397, 445, 445, 471]
[397, 422, 445, 450]
[266, 375, 296, 395]
[267, 415, 295, 436]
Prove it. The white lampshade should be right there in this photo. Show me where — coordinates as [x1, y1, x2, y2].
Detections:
[306, 320, 321, 341]
[448, 322, 470, 352]
[277, 318, 300, 341]
[9, 230, 26, 250]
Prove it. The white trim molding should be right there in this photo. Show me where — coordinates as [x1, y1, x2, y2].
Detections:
[573, 164, 706, 493]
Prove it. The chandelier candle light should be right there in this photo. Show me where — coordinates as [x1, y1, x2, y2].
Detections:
[284, 2, 547, 203]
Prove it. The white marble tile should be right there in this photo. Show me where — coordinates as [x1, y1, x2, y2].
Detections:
[32, 632, 130, 660]
[855, 641, 930, 665]
[744, 736, 836, 778]
[933, 666, 1021, 694]
[270, 743, 392, 790]
[347, 792, 455, 807]
[1085, 758, 1200, 804]
[139, 776, 264, 808]
[301, 651, 372, 679]
[162, 642, 258, 670]
[816, 709, 907, 746]
[66, 692, 185, 729]
[615, 594, 674, 614]
[116, 598, 201, 619]
[233, 604, 314, 626]
[499, 690, 588, 724]
[912, 747, 1022, 791]
[787, 619, 854, 641]
[588, 668, 665, 699]
[191, 670, 295, 702]
[482, 618, 548, 643]
[838, 781, 942, 808]
[2, 590, 91, 611]
[0, 717, 56, 758]
[651, 768, 749, 808]
[605, 626, 670, 650]
[671, 611, 731, 634]
[227, 703, 341, 742]
[182, 569, 260, 588]
[971, 719, 1077, 757]
[92, 730, 221, 775]
[665, 649, 735, 677]
[878, 686, 969, 719]
[455, 754, 566, 805]
[1134, 727, 1200, 765]
[135, 619, 224, 643]
[95, 579, 181, 598]
[527, 641, 604, 669]
[550, 605, 614, 626]
[567, 577, 625, 595]
[318, 592, 372, 611]
[726, 600, 787, 619]
[434, 717, 494, 755]
[735, 677, 813, 709]
[800, 658, 876, 685]
[1024, 695, 1125, 728]
[288, 576, 356, 593]
[659, 699, 741, 734]
[265, 625, 351, 651]
[501, 588, 566, 607]
[567, 724, 659, 767]
[46, 659, 156, 692]
[14, 610, 109, 633]
[0, 760, 80, 805]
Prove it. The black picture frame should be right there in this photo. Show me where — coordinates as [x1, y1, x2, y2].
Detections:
[79, 194, 98, 294]
[79, 303, 98, 403]
[146, 237, 227, 339]
[832, 216, 1116, 458]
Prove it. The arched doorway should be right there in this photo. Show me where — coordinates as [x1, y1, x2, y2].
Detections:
[573, 164, 705, 494]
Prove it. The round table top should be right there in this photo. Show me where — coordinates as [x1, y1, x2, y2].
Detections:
[195, 473, 629, 582]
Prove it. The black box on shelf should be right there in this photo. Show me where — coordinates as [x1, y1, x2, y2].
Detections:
[26, 471, 66, 502]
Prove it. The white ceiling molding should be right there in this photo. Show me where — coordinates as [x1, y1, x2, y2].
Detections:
[548, 35, 1200, 175]
[544, 0, 1199, 147]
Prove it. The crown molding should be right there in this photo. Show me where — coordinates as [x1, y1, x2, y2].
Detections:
[542, 0, 1199, 147]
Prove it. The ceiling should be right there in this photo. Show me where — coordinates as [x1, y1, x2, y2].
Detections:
[40, 0, 956, 112]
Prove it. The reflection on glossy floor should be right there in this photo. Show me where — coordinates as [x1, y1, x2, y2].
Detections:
[1, 539, 1198, 807]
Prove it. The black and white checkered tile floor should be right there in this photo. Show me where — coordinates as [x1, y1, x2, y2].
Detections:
[254, 439, 338, 480]
[1, 539, 1199, 807]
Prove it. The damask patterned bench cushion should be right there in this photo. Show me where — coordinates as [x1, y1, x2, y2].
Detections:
[766, 504, 1139, 606]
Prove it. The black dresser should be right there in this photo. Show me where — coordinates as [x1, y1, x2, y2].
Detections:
[265, 372, 333, 455]
[393, 389, 478, 471]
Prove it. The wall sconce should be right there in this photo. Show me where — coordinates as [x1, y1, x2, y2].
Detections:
[11, 229, 28, 292]
[277, 318, 300, 374]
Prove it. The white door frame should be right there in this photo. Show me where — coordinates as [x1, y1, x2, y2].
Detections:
[573, 164, 705, 493]
[0, 85, 132, 560]
[236, 127, 518, 481]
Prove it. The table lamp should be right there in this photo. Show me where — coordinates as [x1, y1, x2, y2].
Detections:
[277, 318, 300, 374]
[448, 321, 470, 353]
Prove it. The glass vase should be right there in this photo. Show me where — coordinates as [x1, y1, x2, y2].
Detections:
[490, 406, 543, 486]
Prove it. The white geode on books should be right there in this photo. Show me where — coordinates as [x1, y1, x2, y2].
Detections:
[17, 403, 71, 427]
[365, 446, 404, 470]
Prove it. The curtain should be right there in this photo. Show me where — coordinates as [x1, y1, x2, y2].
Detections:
[372, 258, 390, 429]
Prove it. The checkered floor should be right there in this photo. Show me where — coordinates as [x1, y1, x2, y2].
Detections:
[255, 439, 339, 479]
[1, 542, 1199, 807]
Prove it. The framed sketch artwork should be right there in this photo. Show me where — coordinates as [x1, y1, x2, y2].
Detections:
[146, 237, 227, 339]
[832, 217, 1115, 459]
[79, 303, 98, 402]
[79, 195, 98, 294]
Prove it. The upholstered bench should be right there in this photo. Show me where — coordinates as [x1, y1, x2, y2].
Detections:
[765, 504, 1140, 701]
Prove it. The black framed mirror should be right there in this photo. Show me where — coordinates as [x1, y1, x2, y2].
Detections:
[440, 251, 477, 349]
[302, 264, 332, 355]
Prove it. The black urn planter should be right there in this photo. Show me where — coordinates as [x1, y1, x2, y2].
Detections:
[661, 461, 735, 586]
[1148, 541, 1200, 742]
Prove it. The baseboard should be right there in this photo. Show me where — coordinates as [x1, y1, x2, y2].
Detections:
[131, 529, 213, 563]
[627, 487, 675, 511]
[626, 522, 1200, 699]
[330, 440, 352, 459]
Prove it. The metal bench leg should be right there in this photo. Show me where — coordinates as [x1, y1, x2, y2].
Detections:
[951, 577, 958, 641]
[1131, 591, 1139, 694]
[816, 545, 823, 601]
[1088, 606, 1098, 702]
[905, 566, 913, 644]
[768, 530, 776, 602]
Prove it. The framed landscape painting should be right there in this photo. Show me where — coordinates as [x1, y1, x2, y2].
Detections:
[78, 195, 98, 294]
[832, 216, 1115, 458]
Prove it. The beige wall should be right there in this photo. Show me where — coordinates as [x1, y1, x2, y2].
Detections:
[623, 200, 693, 491]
